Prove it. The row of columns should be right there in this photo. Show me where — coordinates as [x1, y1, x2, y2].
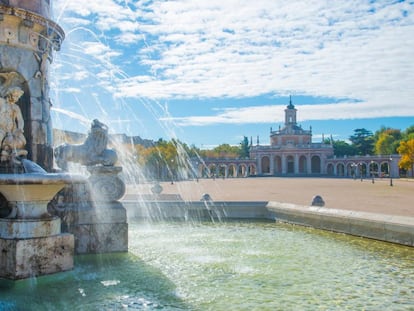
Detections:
[327, 159, 399, 178]
[258, 154, 324, 175]
[200, 163, 256, 178]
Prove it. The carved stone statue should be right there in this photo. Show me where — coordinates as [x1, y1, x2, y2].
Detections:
[0, 86, 28, 162]
[54, 119, 118, 171]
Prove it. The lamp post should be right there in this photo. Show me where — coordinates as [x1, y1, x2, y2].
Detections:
[389, 157, 393, 187]
[351, 163, 357, 180]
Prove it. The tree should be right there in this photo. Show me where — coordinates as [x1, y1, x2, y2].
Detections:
[141, 146, 163, 179]
[349, 128, 374, 155]
[332, 140, 357, 157]
[397, 139, 414, 176]
[374, 127, 401, 155]
[239, 136, 250, 158]
[402, 125, 414, 141]
[212, 144, 239, 158]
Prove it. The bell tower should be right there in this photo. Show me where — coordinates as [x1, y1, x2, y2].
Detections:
[284, 95, 297, 126]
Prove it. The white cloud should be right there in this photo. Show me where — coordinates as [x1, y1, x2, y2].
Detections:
[55, 0, 414, 125]
[161, 100, 414, 127]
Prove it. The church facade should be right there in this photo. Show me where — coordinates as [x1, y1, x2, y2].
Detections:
[249, 99, 333, 175]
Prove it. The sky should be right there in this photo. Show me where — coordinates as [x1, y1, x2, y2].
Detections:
[51, 0, 414, 149]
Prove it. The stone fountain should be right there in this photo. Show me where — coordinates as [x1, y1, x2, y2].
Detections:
[0, 1, 128, 280]
[52, 118, 128, 255]
[0, 1, 91, 280]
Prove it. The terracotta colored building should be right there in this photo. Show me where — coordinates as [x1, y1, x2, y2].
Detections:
[250, 98, 334, 175]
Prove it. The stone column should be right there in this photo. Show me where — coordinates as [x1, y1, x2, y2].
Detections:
[307, 155, 312, 174]
[281, 154, 287, 174]
[320, 154, 326, 174]
[269, 155, 274, 175]
[257, 155, 262, 174]
[294, 154, 299, 174]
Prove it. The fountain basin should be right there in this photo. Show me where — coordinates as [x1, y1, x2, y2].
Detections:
[0, 173, 84, 219]
[0, 173, 85, 280]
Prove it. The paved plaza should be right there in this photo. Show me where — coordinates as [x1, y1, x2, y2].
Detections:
[126, 177, 414, 217]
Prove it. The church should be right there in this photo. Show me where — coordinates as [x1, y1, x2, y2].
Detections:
[198, 98, 400, 179]
[249, 98, 334, 175]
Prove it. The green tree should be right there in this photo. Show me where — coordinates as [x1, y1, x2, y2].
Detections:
[402, 125, 414, 140]
[239, 136, 250, 158]
[331, 140, 357, 157]
[212, 144, 240, 158]
[397, 138, 414, 176]
[374, 127, 401, 155]
[141, 146, 163, 179]
[349, 128, 374, 155]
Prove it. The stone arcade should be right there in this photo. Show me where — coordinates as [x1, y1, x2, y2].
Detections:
[198, 98, 400, 178]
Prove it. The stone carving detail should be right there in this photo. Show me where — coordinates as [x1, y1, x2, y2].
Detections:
[0, 72, 28, 163]
[54, 119, 125, 203]
[88, 166, 126, 202]
[54, 119, 118, 171]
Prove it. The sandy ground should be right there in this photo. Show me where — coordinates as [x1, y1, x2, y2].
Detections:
[125, 177, 414, 218]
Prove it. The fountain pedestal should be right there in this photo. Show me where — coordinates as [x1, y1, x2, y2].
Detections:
[50, 166, 128, 254]
[0, 173, 82, 280]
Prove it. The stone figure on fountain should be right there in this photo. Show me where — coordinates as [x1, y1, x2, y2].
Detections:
[54, 119, 118, 171]
[54, 119, 125, 202]
[0, 86, 28, 163]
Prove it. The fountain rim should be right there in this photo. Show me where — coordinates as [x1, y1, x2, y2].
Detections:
[0, 173, 85, 185]
[0, 4, 65, 42]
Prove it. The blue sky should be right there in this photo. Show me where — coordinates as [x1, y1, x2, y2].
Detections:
[51, 0, 414, 149]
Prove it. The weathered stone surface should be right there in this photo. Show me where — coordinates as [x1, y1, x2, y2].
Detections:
[60, 202, 128, 254]
[72, 223, 128, 254]
[0, 233, 74, 280]
[30, 120, 47, 144]
[64, 202, 127, 225]
[0, 217, 60, 239]
[30, 97, 43, 121]
[88, 166, 126, 202]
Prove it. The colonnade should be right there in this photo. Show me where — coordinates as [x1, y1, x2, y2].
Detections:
[325, 156, 400, 178]
[195, 160, 257, 178]
[257, 154, 325, 175]
[195, 155, 401, 178]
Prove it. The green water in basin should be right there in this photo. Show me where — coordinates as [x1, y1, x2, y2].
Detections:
[1, 221, 413, 310]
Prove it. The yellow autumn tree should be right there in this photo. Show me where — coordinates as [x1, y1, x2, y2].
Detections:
[397, 138, 414, 176]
